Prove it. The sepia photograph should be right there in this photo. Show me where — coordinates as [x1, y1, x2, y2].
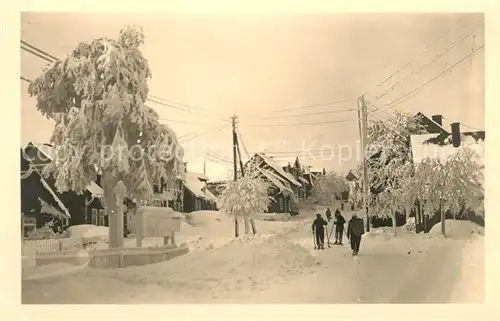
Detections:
[20, 11, 485, 304]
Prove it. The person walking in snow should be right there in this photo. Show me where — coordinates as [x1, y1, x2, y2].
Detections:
[325, 208, 332, 221]
[334, 209, 346, 245]
[347, 212, 365, 256]
[312, 213, 328, 249]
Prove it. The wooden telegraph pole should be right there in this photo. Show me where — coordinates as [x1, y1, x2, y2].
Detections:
[231, 115, 239, 237]
[357, 95, 370, 232]
[233, 120, 256, 235]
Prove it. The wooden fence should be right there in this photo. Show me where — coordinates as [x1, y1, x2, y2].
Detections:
[34, 245, 189, 269]
[22, 238, 84, 259]
[88, 245, 189, 268]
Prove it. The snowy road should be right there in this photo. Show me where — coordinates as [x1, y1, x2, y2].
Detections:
[22, 211, 482, 304]
[248, 225, 469, 303]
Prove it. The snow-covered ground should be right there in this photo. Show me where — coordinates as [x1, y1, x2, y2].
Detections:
[22, 213, 483, 304]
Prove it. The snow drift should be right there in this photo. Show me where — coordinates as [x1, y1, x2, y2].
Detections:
[429, 220, 484, 239]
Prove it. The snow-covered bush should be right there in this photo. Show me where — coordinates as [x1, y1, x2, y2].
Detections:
[311, 171, 349, 204]
[26, 223, 58, 240]
[218, 166, 272, 237]
[27, 26, 184, 248]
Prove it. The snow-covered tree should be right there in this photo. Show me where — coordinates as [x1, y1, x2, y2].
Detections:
[217, 166, 272, 237]
[349, 110, 427, 228]
[27, 26, 184, 248]
[311, 171, 349, 205]
[414, 147, 484, 236]
[371, 162, 416, 235]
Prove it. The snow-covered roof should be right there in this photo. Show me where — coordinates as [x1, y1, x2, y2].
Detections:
[38, 198, 67, 219]
[183, 171, 217, 203]
[255, 166, 294, 195]
[410, 134, 484, 165]
[27, 142, 104, 198]
[190, 172, 210, 181]
[410, 133, 485, 186]
[39, 176, 71, 218]
[184, 171, 207, 198]
[255, 153, 302, 187]
[416, 112, 449, 134]
[204, 189, 218, 202]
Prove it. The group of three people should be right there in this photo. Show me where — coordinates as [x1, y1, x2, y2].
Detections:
[312, 207, 365, 256]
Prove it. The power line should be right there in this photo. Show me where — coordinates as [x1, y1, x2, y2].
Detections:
[256, 108, 357, 120]
[370, 43, 484, 115]
[242, 99, 355, 119]
[21, 40, 59, 61]
[370, 20, 483, 102]
[148, 95, 226, 118]
[21, 45, 54, 63]
[243, 118, 356, 127]
[21, 40, 222, 118]
[441, 115, 483, 131]
[364, 15, 468, 96]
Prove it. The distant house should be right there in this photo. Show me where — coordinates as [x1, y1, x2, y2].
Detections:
[21, 149, 71, 236]
[282, 161, 307, 200]
[183, 170, 218, 213]
[410, 119, 485, 231]
[245, 153, 303, 214]
[22, 142, 105, 228]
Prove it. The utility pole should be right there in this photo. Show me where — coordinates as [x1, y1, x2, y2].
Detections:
[231, 115, 238, 182]
[357, 95, 370, 232]
[233, 121, 257, 235]
[203, 147, 206, 175]
[231, 115, 239, 237]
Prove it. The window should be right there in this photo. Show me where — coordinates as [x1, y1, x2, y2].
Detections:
[98, 209, 105, 226]
[279, 197, 284, 211]
[91, 209, 98, 225]
[23, 216, 36, 237]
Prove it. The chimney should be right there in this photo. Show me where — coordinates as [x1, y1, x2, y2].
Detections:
[451, 121, 461, 148]
[431, 115, 443, 126]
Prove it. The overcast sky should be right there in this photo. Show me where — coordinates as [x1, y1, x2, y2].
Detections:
[20, 12, 484, 180]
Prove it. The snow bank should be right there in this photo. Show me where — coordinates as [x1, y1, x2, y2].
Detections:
[178, 211, 300, 252]
[183, 210, 230, 226]
[449, 235, 484, 302]
[67, 225, 109, 242]
[78, 236, 319, 302]
[429, 220, 484, 239]
[22, 262, 88, 281]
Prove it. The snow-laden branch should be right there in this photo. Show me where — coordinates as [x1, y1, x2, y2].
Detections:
[217, 166, 272, 216]
[27, 26, 184, 202]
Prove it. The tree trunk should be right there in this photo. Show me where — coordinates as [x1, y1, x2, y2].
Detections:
[234, 215, 239, 238]
[440, 202, 446, 237]
[392, 209, 397, 236]
[423, 211, 428, 233]
[102, 173, 122, 249]
[415, 203, 421, 233]
[250, 216, 257, 235]
[243, 215, 251, 235]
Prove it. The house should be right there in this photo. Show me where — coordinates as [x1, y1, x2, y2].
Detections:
[301, 166, 326, 198]
[21, 149, 71, 236]
[281, 161, 306, 200]
[22, 142, 105, 227]
[206, 180, 228, 197]
[183, 168, 218, 213]
[245, 153, 303, 214]
[410, 119, 485, 231]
